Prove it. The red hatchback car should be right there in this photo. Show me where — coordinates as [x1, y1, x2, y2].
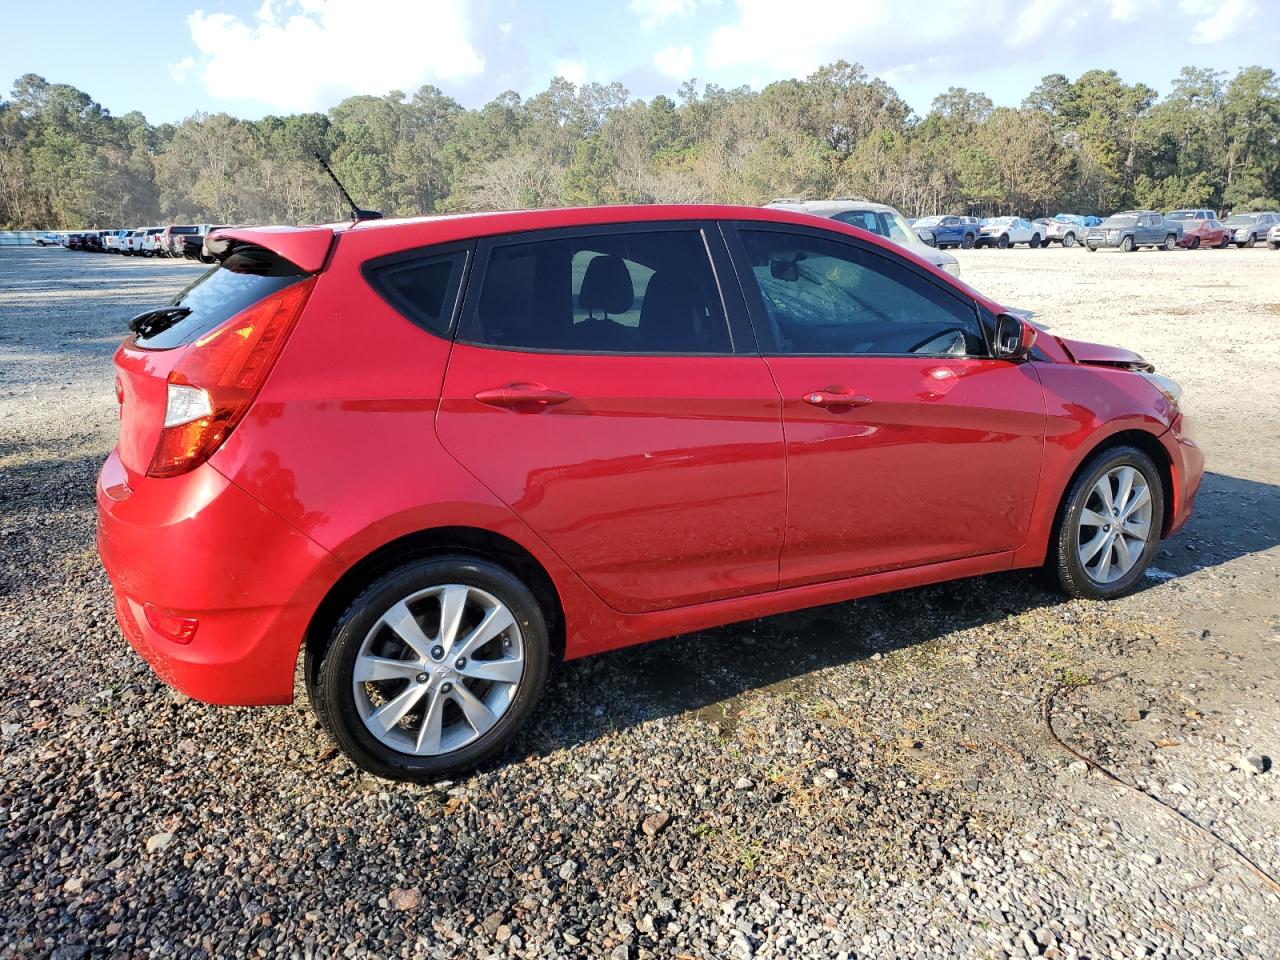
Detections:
[1177, 218, 1231, 249]
[97, 205, 1202, 780]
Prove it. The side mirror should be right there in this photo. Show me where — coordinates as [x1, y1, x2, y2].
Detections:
[993, 312, 1037, 360]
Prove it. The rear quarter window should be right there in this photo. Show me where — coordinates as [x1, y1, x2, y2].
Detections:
[362, 249, 469, 337]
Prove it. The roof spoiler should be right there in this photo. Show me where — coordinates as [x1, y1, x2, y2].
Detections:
[205, 226, 336, 273]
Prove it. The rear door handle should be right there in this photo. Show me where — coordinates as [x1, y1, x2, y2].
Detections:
[475, 382, 572, 408]
[803, 387, 872, 408]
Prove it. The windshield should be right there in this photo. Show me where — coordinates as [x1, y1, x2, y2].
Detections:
[1103, 215, 1137, 227]
[1224, 214, 1255, 225]
[914, 216, 943, 227]
[1166, 211, 1197, 220]
[986, 217, 1014, 226]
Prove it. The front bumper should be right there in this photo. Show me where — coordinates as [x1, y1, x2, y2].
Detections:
[96, 450, 342, 705]
[1160, 412, 1204, 537]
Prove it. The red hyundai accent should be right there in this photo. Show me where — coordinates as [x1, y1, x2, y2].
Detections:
[96, 205, 1203, 780]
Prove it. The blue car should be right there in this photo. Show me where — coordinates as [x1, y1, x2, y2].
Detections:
[911, 215, 980, 249]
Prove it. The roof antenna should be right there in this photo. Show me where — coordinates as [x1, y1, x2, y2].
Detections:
[314, 152, 383, 222]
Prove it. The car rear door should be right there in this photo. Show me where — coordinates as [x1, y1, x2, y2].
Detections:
[723, 222, 1046, 588]
[435, 222, 787, 614]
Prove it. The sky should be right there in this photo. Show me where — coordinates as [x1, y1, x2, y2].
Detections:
[3, 0, 1277, 123]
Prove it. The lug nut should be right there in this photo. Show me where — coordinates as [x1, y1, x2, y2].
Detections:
[455, 657, 467, 669]
[416, 672, 429, 684]
[440, 681, 453, 693]
[430, 645, 444, 660]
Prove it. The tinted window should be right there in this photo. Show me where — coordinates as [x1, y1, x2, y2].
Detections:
[739, 230, 983, 357]
[463, 229, 731, 354]
[365, 250, 466, 337]
[133, 245, 308, 349]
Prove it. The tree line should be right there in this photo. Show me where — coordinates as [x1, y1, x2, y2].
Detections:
[1, 63, 1277, 230]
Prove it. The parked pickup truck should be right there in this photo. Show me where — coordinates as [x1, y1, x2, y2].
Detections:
[911, 215, 979, 249]
[1085, 211, 1180, 252]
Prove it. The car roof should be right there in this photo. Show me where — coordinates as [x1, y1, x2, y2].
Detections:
[763, 199, 899, 216]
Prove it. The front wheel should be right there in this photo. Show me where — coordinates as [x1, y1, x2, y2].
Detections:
[997, 234, 1010, 249]
[313, 556, 549, 781]
[1269, 241, 1280, 251]
[1121, 235, 1135, 252]
[1190, 237, 1200, 250]
[1048, 446, 1163, 600]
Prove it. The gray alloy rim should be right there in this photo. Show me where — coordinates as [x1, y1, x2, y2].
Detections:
[1077, 465, 1153, 584]
[352, 584, 525, 756]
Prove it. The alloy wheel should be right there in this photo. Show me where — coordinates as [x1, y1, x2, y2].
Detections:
[351, 584, 525, 756]
[1077, 465, 1153, 584]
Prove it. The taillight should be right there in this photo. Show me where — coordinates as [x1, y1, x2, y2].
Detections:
[147, 276, 316, 478]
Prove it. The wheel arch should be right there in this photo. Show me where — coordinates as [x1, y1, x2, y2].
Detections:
[1053, 428, 1176, 542]
[302, 525, 568, 693]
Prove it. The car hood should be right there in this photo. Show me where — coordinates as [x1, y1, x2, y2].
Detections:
[1056, 335, 1153, 372]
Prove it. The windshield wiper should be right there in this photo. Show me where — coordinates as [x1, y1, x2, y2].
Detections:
[129, 306, 192, 339]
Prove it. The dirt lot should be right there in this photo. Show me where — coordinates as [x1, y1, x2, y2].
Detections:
[1, 242, 1278, 959]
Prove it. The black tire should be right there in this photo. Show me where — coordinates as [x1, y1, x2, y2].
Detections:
[1190, 237, 1200, 250]
[1047, 445, 1164, 600]
[313, 555, 550, 782]
[1087, 245, 1097, 252]
[1062, 233, 1076, 248]
[1163, 234, 1177, 251]
[1029, 234, 1041, 248]
[1121, 235, 1135, 252]
[1269, 241, 1280, 251]
[961, 233, 975, 249]
[997, 234, 1010, 249]
[1245, 234, 1257, 248]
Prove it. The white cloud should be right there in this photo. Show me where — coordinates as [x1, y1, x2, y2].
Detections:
[1109, 0, 1155, 23]
[551, 58, 589, 86]
[184, 0, 484, 112]
[1180, 0, 1257, 43]
[629, 0, 697, 32]
[707, 0, 1178, 79]
[168, 56, 197, 84]
[653, 44, 695, 79]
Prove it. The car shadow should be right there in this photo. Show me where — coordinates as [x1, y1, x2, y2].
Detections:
[506, 469, 1279, 762]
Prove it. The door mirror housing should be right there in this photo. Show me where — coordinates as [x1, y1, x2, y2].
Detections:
[993, 312, 1037, 360]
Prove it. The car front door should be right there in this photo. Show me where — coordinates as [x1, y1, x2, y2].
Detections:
[435, 222, 787, 614]
[724, 224, 1047, 588]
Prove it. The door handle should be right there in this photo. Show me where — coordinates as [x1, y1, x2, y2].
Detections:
[803, 387, 872, 408]
[475, 382, 572, 408]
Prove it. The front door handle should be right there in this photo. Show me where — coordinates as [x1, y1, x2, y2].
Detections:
[475, 382, 572, 408]
[803, 387, 872, 409]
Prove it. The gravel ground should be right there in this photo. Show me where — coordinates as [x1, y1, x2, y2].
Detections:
[1, 243, 1277, 959]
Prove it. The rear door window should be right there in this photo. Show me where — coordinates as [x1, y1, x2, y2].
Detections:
[460, 228, 732, 354]
[132, 245, 309, 350]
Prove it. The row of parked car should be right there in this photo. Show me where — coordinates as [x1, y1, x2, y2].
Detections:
[904, 209, 1280, 252]
[53, 225, 226, 262]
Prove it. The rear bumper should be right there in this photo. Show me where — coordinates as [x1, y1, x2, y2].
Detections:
[1160, 413, 1203, 537]
[96, 450, 342, 705]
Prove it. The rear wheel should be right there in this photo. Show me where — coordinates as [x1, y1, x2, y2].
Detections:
[1163, 234, 1177, 251]
[313, 556, 549, 781]
[1030, 234, 1042, 248]
[1048, 445, 1163, 600]
[1062, 233, 1076, 248]
[961, 233, 975, 249]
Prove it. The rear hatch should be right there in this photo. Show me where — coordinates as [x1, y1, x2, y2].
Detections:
[113, 231, 332, 482]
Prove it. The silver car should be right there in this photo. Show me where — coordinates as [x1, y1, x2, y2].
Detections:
[764, 198, 961, 277]
[1268, 223, 1280, 250]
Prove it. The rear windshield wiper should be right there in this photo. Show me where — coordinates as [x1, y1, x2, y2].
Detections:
[129, 306, 192, 339]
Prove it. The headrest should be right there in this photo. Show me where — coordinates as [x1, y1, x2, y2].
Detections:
[578, 255, 634, 315]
